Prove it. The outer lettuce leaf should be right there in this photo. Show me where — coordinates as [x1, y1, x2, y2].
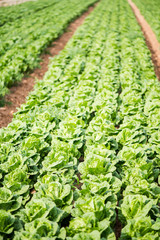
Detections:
[34, 181, 73, 209]
[78, 153, 116, 177]
[0, 187, 22, 212]
[14, 218, 66, 240]
[0, 210, 15, 234]
[67, 213, 116, 239]
[42, 137, 80, 172]
[119, 195, 158, 223]
[19, 197, 67, 223]
[120, 217, 160, 240]
[3, 167, 30, 196]
[81, 173, 121, 195]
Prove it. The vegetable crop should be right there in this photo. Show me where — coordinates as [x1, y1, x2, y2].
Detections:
[133, 0, 160, 42]
[0, 0, 97, 101]
[0, 0, 160, 239]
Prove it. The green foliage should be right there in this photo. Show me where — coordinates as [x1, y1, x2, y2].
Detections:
[0, 0, 97, 101]
[133, 0, 160, 42]
[0, 0, 160, 239]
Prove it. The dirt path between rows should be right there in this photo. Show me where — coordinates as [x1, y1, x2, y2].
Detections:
[128, 0, 160, 81]
[0, 4, 97, 128]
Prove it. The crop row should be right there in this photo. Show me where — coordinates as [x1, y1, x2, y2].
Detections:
[133, 0, 160, 42]
[0, 0, 160, 239]
[116, 2, 160, 238]
[0, 0, 97, 100]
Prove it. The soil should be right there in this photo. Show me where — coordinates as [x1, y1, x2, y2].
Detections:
[115, 206, 122, 240]
[0, 4, 96, 128]
[74, 172, 83, 190]
[128, 0, 160, 81]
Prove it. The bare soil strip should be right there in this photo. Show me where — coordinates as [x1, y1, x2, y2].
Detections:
[0, 4, 97, 128]
[115, 203, 122, 239]
[128, 0, 160, 81]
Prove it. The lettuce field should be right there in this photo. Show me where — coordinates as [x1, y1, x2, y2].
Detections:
[0, 0, 97, 98]
[133, 0, 160, 42]
[0, 0, 160, 239]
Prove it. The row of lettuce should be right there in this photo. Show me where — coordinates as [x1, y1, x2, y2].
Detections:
[117, 2, 160, 238]
[133, 0, 160, 42]
[0, 0, 97, 101]
[0, 0, 160, 239]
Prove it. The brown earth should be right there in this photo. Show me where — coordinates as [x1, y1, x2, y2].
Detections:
[128, 0, 160, 81]
[0, 4, 97, 128]
[115, 205, 122, 240]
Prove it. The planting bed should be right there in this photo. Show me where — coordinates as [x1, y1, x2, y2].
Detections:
[0, 0, 97, 100]
[0, 4, 96, 128]
[128, 0, 160, 80]
[132, 0, 160, 42]
[0, 0, 160, 239]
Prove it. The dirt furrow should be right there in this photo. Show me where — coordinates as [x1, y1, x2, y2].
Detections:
[0, 4, 97, 128]
[128, 0, 160, 80]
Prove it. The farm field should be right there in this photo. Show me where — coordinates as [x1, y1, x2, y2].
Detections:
[0, 0, 97, 100]
[133, 0, 160, 42]
[0, 0, 160, 239]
